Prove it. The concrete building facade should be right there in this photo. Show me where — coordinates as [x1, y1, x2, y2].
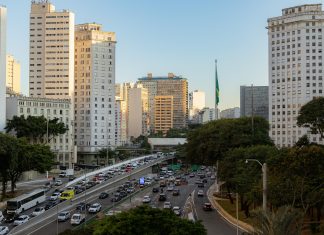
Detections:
[197, 107, 217, 124]
[189, 90, 205, 119]
[137, 73, 188, 132]
[268, 4, 324, 147]
[128, 85, 149, 139]
[29, 1, 75, 99]
[0, 6, 6, 131]
[6, 96, 75, 167]
[74, 23, 116, 163]
[220, 107, 240, 119]
[240, 86, 269, 121]
[115, 97, 127, 146]
[6, 55, 21, 94]
[154, 96, 173, 135]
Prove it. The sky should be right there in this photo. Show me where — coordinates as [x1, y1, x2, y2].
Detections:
[0, 0, 319, 110]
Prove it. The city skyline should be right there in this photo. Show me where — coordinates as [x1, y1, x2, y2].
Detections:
[0, 0, 315, 110]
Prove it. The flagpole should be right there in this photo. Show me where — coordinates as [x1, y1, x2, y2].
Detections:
[215, 59, 218, 120]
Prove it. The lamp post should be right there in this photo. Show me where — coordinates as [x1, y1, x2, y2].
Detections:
[245, 159, 267, 211]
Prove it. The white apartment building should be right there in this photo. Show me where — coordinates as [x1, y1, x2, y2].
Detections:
[6, 55, 21, 94]
[268, 4, 324, 147]
[74, 23, 116, 163]
[128, 85, 149, 138]
[6, 96, 75, 167]
[189, 90, 205, 119]
[29, 1, 74, 99]
[0, 6, 6, 131]
[197, 107, 217, 124]
[220, 107, 240, 119]
[115, 97, 127, 146]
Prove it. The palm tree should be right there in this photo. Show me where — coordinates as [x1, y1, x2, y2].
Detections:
[252, 206, 304, 235]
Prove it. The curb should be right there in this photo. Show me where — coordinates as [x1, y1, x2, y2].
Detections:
[207, 183, 254, 234]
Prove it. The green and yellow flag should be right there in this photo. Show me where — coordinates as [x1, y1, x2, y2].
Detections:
[215, 60, 220, 105]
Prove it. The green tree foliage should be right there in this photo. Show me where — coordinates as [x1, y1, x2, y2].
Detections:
[98, 148, 116, 165]
[252, 206, 304, 235]
[93, 206, 206, 235]
[0, 133, 55, 199]
[218, 145, 278, 217]
[5, 115, 68, 143]
[186, 117, 272, 165]
[297, 97, 324, 138]
[166, 128, 188, 138]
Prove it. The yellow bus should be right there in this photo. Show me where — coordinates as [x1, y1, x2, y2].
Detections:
[59, 190, 75, 201]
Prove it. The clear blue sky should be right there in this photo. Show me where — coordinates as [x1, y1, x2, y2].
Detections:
[1, 0, 317, 110]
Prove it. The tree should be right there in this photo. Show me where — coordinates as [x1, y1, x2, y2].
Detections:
[297, 97, 324, 139]
[252, 206, 304, 235]
[93, 205, 206, 235]
[186, 117, 272, 165]
[5, 115, 68, 144]
[98, 148, 116, 165]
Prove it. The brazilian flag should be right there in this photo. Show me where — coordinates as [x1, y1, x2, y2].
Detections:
[215, 60, 220, 105]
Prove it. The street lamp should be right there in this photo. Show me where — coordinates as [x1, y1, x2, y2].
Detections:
[245, 159, 267, 211]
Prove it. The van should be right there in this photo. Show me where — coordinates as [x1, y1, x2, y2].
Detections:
[59, 190, 75, 201]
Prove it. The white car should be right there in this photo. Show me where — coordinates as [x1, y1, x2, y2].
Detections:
[0, 226, 9, 235]
[163, 201, 172, 209]
[59, 172, 67, 177]
[105, 210, 122, 216]
[88, 203, 101, 213]
[58, 211, 70, 222]
[50, 192, 60, 201]
[55, 180, 63, 186]
[142, 196, 151, 203]
[32, 207, 45, 217]
[173, 206, 181, 216]
[70, 213, 85, 225]
[197, 190, 204, 197]
[13, 215, 29, 226]
[167, 185, 174, 191]
[210, 175, 216, 180]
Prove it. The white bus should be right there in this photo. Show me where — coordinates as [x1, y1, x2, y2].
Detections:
[6, 189, 46, 214]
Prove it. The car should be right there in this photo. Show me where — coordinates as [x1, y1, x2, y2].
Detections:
[197, 190, 204, 197]
[75, 187, 85, 194]
[76, 202, 91, 211]
[59, 172, 67, 178]
[127, 187, 135, 193]
[172, 189, 180, 196]
[203, 202, 213, 211]
[70, 213, 85, 225]
[167, 185, 174, 191]
[189, 173, 195, 178]
[13, 215, 29, 226]
[163, 201, 172, 209]
[119, 191, 127, 198]
[152, 187, 159, 193]
[0, 211, 3, 222]
[0, 226, 9, 235]
[55, 179, 63, 186]
[198, 183, 204, 188]
[99, 192, 109, 199]
[195, 180, 202, 184]
[45, 201, 58, 210]
[88, 203, 101, 213]
[50, 192, 60, 201]
[159, 193, 167, 201]
[4, 213, 19, 223]
[32, 207, 45, 217]
[111, 196, 121, 202]
[142, 196, 151, 203]
[210, 175, 216, 180]
[58, 211, 70, 222]
[68, 175, 76, 181]
[202, 179, 208, 183]
[105, 210, 122, 216]
[172, 206, 181, 216]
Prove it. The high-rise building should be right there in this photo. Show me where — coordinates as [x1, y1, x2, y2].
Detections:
[6, 96, 75, 167]
[268, 4, 324, 147]
[115, 97, 127, 146]
[240, 86, 269, 121]
[220, 107, 240, 119]
[6, 55, 21, 94]
[189, 90, 205, 119]
[74, 23, 116, 163]
[0, 6, 6, 132]
[128, 85, 149, 138]
[154, 96, 173, 135]
[29, 1, 74, 99]
[137, 73, 188, 132]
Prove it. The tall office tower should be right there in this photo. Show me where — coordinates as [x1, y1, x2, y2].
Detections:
[240, 85, 269, 121]
[128, 85, 149, 138]
[6, 55, 21, 94]
[29, 1, 74, 99]
[268, 4, 324, 147]
[220, 107, 240, 119]
[0, 6, 6, 132]
[189, 90, 205, 119]
[154, 96, 173, 134]
[74, 23, 116, 164]
[137, 73, 188, 132]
